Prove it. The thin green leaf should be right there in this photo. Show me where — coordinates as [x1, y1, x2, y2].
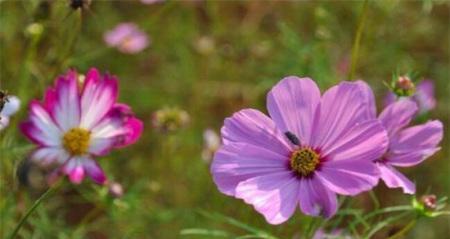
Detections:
[180, 228, 231, 238]
[197, 211, 279, 239]
[363, 211, 411, 239]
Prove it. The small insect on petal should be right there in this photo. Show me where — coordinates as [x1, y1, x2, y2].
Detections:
[285, 131, 300, 145]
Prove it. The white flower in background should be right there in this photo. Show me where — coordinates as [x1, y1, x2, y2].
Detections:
[0, 95, 20, 131]
[201, 128, 220, 163]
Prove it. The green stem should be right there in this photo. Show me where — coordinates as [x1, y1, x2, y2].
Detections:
[363, 211, 411, 239]
[17, 29, 42, 100]
[348, 0, 369, 80]
[8, 185, 58, 239]
[305, 217, 322, 239]
[348, 205, 412, 230]
[387, 219, 416, 239]
[369, 190, 380, 210]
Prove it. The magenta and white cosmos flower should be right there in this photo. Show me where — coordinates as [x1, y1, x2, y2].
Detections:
[20, 68, 143, 184]
[211, 77, 388, 224]
[359, 81, 443, 194]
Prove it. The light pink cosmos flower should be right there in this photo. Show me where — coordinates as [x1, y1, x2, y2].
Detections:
[20, 68, 143, 184]
[211, 77, 388, 224]
[104, 23, 149, 54]
[358, 81, 443, 194]
[384, 80, 436, 114]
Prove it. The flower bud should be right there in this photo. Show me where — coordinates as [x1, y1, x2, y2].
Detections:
[421, 194, 437, 210]
[152, 107, 190, 133]
[25, 23, 44, 38]
[392, 75, 416, 97]
[193, 36, 216, 56]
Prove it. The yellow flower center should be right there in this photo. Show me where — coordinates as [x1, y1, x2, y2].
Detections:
[62, 128, 91, 156]
[290, 147, 320, 176]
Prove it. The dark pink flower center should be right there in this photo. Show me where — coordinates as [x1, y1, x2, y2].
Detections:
[290, 147, 320, 176]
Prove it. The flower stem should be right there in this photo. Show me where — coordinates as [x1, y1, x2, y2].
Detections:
[305, 217, 322, 238]
[8, 185, 58, 239]
[387, 219, 416, 239]
[348, 0, 369, 80]
[369, 190, 380, 210]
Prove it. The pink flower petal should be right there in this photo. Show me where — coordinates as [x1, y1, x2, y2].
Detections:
[355, 80, 376, 120]
[311, 82, 368, 150]
[116, 117, 143, 148]
[221, 109, 292, 154]
[378, 99, 418, 136]
[298, 178, 337, 218]
[104, 23, 137, 46]
[118, 34, 149, 54]
[322, 120, 388, 161]
[414, 80, 436, 113]
[316, 159, 380, 196]
[211, 143, 289, 196]
[377, 163, 415, 194]
[384, 92, 396, 108]
[83, 158, 106, 185]
[235, 172, 299, 225]
[89, 104, 143, 154]
[104, 23, 149, 54]
[387, 120, 443, 167]
[266, 76, 321, 145]
[63, 158, 85, 184]
[88, 138, 116, 156]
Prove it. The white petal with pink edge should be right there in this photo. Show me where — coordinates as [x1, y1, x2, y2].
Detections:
[51, 72, 81, 131]
[21, 101, 62, 147]
[80, 72, 118, 129]
[31, 147, 70, 166]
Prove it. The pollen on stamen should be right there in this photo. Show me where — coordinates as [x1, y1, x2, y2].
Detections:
[62, 128, 91, 156]
[290, 147, 320, 177]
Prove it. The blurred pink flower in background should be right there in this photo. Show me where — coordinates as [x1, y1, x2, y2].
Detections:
[0, 95, 20, 131]
[20, 68, 143, 184]
[140, 0, 164, 4]
[108, 181, 124, 198]
[384, 80, 436, 115]
[358, 81, 443, 194]
[104, 23, 149, 54]
[211, 77, 388, 224]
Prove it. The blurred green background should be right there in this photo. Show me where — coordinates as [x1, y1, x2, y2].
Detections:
[0, 0, 449, 238]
